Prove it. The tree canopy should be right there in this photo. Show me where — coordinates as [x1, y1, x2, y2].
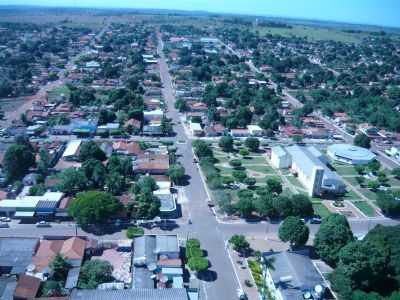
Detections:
[278, 216, 309, 248]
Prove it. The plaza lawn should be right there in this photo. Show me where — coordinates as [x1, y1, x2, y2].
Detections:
[286, 175, 304, 189]
[246, 165, 275, 174]
[343, 190, 360, 201]
[334, 165, 358, 176]
[353, 201, 376, 217]
[312, 202, 331, 218]
[240, 156, 268, 165]
[359, 188, 379, 201]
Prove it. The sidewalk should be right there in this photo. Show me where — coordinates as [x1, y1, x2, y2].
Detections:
[227, 247, 260, 300]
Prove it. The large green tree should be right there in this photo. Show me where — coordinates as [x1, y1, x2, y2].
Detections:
[219, 136, 234, 152]
[167, 164, 186, 185]
[245, 137, 260, 152]
[69, 191, 122, 226]
[278, 216, 309, 248]
[57, 168, 88, 195]
[313, 214, 354, 266]
[3, 143, 35, 181]
[78, 260, 113, 289]
[79, 141, 106, 162]
[354, 133, 371, 149]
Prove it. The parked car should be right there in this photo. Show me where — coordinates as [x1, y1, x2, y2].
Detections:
[36, 221, 51, 227]
[0, 217, 11, 222]
[310, 217, 322, 224]
[0, 222, 10, 228]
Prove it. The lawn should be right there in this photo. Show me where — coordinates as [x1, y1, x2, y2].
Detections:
[334, 165, 358, 176]
[241, 156, 268, 165]
[253, 25, 367, 43]
[312, 202, 331, 218]
[353, 201, 376, 217]
[343, 190, 360, 201]
[359, 188, 378, 201]
[246, 165, 276, 174]
[286, 175, 304, 189]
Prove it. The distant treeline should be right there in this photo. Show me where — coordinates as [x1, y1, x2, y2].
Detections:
[223, 17, 292, 29]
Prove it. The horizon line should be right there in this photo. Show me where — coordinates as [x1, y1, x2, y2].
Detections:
[0, 3, 400, 30]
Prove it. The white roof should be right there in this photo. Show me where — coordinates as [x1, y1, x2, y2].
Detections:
[144, 109, 163, 116]
[63, 140, 82, 158]
[0, 198, 41, 208]
[247, 125, 263, 131]
[190, 122, 202, 131]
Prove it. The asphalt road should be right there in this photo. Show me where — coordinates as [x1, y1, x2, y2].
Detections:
[157, 33, 240, 300]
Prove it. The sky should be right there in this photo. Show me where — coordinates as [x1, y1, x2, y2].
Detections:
[2, 0, 400, 28]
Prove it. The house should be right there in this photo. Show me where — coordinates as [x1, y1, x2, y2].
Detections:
[230, 129, 249, 138]
[262, 251, 326, 300]
[62, 140, 82, 161]
[247, 125, 264, 137]
[112, 141, 144, 157]
[29, 237, 88, 286]
[205, 123, 225, 137]
[189, 122, 203, 137]
[133, 153, 170, 175]
[13, 274, 41, 300]
[144, 109, 164, 121]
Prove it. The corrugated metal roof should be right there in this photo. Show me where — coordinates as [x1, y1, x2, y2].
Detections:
[156, 235, 179, 254]
[70, 288, 188, 300]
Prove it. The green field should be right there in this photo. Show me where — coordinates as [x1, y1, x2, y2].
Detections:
[313, 202, 331, 218]
[253, 25, 369, 43]
[353, 201, 376, 217]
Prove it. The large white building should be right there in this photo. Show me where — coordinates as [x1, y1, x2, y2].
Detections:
[327, 144, 376, 165]
[271, 145, 346, 196]
[62, 140, 82, 161]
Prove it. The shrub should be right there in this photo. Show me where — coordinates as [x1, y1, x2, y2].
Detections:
[126, 226, 144, 239]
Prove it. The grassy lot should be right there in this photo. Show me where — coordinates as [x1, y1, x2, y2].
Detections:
[353, 201, 376, 217]
[343, 190, 360, 201]
[246, 165, 276, 174]
[240, 156, 268, 165]
[285, 175, 304, 190]
[313, 202, 331, 218]
[334, 165, 358, 176]
[359, 188, 378, 201]
[50, 85, 71, 100]
[253, 25, 368, 43]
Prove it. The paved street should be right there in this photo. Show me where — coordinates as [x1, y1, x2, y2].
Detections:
[157, 32, 240, 300]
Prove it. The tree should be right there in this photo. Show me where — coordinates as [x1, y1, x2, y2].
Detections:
[239, 148, 249, 157]
[3, 144, 35, 181]
[367, 160, 381, 174]
[222, 176, 235, 186]
[188, 257, 209, 273]
[160, 116, 173, 136]
[192, 140, 213, 159]
[137, 176, 158, 194]
[41, 280, 64, 297]
[78, 260, 113, 289]
[82, 159, 107, 188]
[266, 178, 283, 194]
[229, 159, 242, 169]
[38, 148, 51, 176]
[105, 172, 125, 195]
[50, 254, 71, 282]
[57, 168, 88, 195]
[245, 137, 260, 152]
[278, 216, 309, 248]
[254, 193, 276, 218]
[79, 141, 106, 162]
[219, 136, 234, 152]
[354, 133, 371, 149]
[167, 164, 186, 185]
[232, 170, 247, 183]
[330, 241, 389, 299]
[376, 192, 400, 216]
[367, 180, 380, 191]
[244, 177, 256, 187]
[313, 214, 354, 266]
[29, 184, 46, 196]
[236, 197, 254, 218]
[290, 194, 314, 217]
[69, 191, 122, 226]
[229, 235, 250, 254]
[126, 226, 144, 239]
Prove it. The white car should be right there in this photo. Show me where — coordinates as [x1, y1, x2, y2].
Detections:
[0, 217, 11, 222]
[36, 221, 51, 227]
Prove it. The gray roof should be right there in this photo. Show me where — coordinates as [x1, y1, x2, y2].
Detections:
[156, 235, 179, 254]
[65, 266, 81, 289]
[133, 267, 154, 289]
[70, 288, 188, 300]
[286, 145, 345, 192]
[271, 146, 288, 158]
[0, 276, 17, 300]
[158, 194, 176, 212]
[133, 236, 157, 266]
[264, 251, 325, 300]
[0, 238, 38, 274]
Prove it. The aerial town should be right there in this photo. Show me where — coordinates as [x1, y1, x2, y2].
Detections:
[0, 3, 400, 300]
